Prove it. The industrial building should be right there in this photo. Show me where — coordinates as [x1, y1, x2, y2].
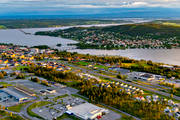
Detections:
[0, 87, 30, 102]
[66, 103, 109, 120]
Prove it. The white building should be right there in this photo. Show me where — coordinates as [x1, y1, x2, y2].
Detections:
[66, 103, 109, 120]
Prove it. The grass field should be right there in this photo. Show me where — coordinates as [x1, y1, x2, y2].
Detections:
[0, 25, 6, 29]
[76, 61, 90, 66]
[122, 63, 150, 68]
[162, 22, 180, 27]
[15, 65, 29, 71]
[8, 102, 30, 112]
[53, 94, 69, 102]
[94, 64, 109, 70]
[0, 82, 12, 87]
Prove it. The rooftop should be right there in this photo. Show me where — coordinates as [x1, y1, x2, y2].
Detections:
[67, 103, 108, 119]
[2, 87, 29, 99]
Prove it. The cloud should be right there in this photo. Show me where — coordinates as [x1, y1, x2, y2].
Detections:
[0, 0, 180, 8]
[0, 0, 180, 16]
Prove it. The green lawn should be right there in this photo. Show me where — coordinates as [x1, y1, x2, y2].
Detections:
[94, 65, 108, 70]
[65, 81, 80, 87]
[0, 25, 6, 29]
[0, 82, 12, 87]
[76, 61, 89, 66]
[15, 65, 30, 71]
[53, 94, 69, 102]
[8, 102, 30, 112]
[27, 101, 52, 119]
[122, 63, 151, 68]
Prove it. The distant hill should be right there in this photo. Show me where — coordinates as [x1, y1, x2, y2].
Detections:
[0, 25, 6, 29]
[100, 23, 180, 39]
[0, 19, 130, 29]
[36, 23, 180, 39]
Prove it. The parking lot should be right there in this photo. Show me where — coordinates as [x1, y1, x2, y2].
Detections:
[32, 103, 65, 120]
[32, 95, 86, 120]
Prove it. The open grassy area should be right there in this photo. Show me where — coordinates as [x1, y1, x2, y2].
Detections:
[76, 61, 89, 66]
[0, 82, 12, 87]
[53, 94, 69, 102]
[8, 102, 31, 112]
[122, 63, 150, 68]
[94, 64, 109, 70]
[0, 25, 6, 29]
[162, 22, 180, 27]
[27, 101, 52, 119]
[15, 65, 30, 71]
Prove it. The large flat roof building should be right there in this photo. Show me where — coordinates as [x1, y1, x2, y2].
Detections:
[0, 87, 29, 102]
[66, 103, 109, 120]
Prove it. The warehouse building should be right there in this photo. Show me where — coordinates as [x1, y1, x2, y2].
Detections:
[66, 103, 109, 120]
[0, 87, 29, 102]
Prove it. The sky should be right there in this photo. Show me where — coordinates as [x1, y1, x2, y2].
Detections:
[0, 0, 180, 18]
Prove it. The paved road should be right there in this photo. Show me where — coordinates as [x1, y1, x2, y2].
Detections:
[21, 101, 40, 120]
[103, 70, 172, 90]
[66, 63, 180, 101]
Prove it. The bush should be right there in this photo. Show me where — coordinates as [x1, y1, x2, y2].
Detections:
[0, 72, 4, 79]
[16, 73, 25, 79]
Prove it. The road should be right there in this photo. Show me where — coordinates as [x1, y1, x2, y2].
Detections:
[66, 62, 180, 101]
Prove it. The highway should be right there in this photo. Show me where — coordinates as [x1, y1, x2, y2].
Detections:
[66, 62, 180, 101]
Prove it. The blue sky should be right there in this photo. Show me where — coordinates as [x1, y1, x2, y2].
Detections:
[0, 0, 180, 17]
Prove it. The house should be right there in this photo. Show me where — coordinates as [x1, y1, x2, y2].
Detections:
[140, 73, 155, 81]
[172, 107, 179, 113]
[168, 100, 174, 106]
[164, 107, 171, 113]
[40, 90, 47, 95]
[46, 89, 56, 94]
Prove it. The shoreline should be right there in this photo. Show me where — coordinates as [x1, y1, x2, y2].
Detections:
[0, 23, 180, 66]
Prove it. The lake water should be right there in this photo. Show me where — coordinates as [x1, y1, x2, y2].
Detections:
[68, 49, 180, 66]
[0, 29, 78, 50]
[0, 24, 180, 66]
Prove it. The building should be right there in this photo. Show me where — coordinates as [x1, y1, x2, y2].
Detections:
[164, 80, 180, 88]
[15, 86, 36, 96]
[66, 103, 109, 120]
[30, 48, 39, 54]
[0, 87, 29, 102]
[140, 73, 155, 81]
[46, 89, 56, 94]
